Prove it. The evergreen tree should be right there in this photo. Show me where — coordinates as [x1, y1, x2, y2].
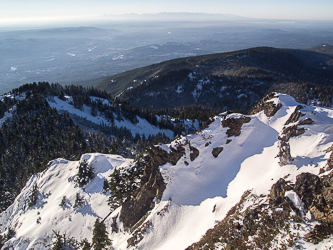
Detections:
[80, 238, 91, 250]
[47, 231, 79, 250]
[73, 193, 85, 208]
[59, 196, 67, 208]
[102, 179, 109, 194]
[92, 219, 111, 250]
[28, 183, 39, 207]
[75, 159, 94, 187]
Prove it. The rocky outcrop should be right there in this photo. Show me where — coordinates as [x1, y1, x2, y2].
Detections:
[293, 171, 333, 242]
[211, 147, 223, 158]
[326, 145, 333, 170]
[277, 105, 313, 166]
[284, 105, 304, 125]
[299, 118, 314, 125]
[282, 125, 306, 140]
[294, 171, 333, 223]
[277, 136, 293, 166]
[120, 145, 185, 231]
[250, 93, 282, 117]
[294, 173, 323, 211]
[190, 146, 199, 161]
[222, 116, 251, 137]
[269, 178, 291, 207]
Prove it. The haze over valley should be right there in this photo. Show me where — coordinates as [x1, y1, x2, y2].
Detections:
[1, 15, 333, 94]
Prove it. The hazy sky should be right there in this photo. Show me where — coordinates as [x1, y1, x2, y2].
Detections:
[1, 0, 333, 24]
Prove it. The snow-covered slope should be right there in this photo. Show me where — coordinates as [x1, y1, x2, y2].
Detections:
[2, 93, 333, 249]
[0, 154, 132, 249]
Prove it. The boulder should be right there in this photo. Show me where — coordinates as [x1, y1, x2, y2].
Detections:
[190, 146, 199, 161]
[212, 147, 223, 158]
[269, 178, 289, 206]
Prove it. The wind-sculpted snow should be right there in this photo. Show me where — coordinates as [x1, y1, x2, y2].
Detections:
[2, 93, 333, 249]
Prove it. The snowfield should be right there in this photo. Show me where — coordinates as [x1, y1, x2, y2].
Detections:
[2, 93, 333, 249]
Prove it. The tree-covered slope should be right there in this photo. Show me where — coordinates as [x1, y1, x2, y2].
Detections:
[96, 47, 333, 112]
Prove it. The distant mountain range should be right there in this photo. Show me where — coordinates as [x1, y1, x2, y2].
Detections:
[100, 12, 249, 21]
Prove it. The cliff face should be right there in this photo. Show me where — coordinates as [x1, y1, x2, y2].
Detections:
[120, 145, 185, 231]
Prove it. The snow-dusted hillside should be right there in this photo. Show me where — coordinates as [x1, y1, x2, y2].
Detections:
[47, 96, 174, 138]
[2, 93, 333, 249]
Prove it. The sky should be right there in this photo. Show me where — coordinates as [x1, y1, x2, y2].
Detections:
[1, 0, 333, 25]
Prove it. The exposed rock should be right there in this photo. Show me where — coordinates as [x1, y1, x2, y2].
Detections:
[282, 125, 306, 140]
[294, 172, 329, 222]
[243, 207, 260, 233]
[190, 146, 199, 161]
[294, 173, 323, 211]
[284, 105, 304, 125]
[127, 220, 152, 247]
[204, 142, 211, 147]
[211, 147, 223, 158]
[222, 116, 251, 137]
[299, 118, 314, 125]
[120, 145, 185, 231]
[226, 139, 232, 144]
[250, 93, 282, 117]
[277, 136, 293, 166]
[305, 222, 333, 244]
[269, 178, 290, 206]
[325, 145, 333, 170]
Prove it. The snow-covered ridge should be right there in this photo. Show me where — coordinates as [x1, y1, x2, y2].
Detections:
[2, 93, 333, 249]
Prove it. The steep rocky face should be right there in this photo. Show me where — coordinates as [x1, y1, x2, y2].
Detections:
[250, 93, 282, 117]
[120, 145, 185, 231]
[221, 116, 251, 137]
